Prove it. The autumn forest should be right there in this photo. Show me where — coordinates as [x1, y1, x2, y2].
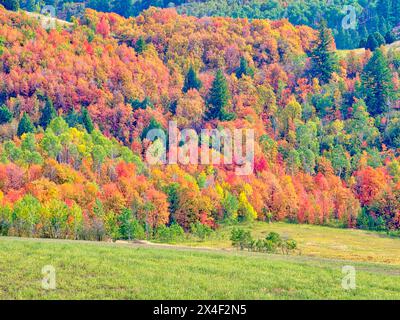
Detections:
[0, 2, 399, 243]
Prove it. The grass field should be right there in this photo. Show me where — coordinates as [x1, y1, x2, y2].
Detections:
[181, 222, 400, 265]
[1, 222, 400, 299]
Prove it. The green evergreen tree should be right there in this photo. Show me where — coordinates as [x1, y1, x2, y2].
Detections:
[359, 25, 368, 42]
[236, 56, 254, 78]
[385, 31, 396, 44]
[365, 34, 379, 51]
[0, 104, 12, 124]
[359, 38, 367, 48]
[362, 49, 394, 116]
[135, 36, 146, 54]
[17, 112, 34, 137]
[0, 0, 20, 11]
[309, 20, 337, 84]
[205, 69, 233, 121]
[372, 32, 386, 46]
[39, 97, 56, 129]
[112, 0, 132, 17]
[25, 0, 37, 11]
[377, 0, 392, 22]
[65, 109, 81, 128]
[141, 117, 165, 141]
[81, 107, 94, 133]
[392, 0, 400, 25]
[182, 65, 202, 93]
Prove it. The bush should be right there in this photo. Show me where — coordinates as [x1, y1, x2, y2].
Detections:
[230, 227, 253, 250]
[190, 222, 213, 240]
[118, 209, 145, 240]
[357, 209, 387, 232]
[281, 239, 298, 254]
[265, 232, 282, 245]
[155, 223, 184, 243]
[0, 205, 11, 236]
[231, 228, 298, 255]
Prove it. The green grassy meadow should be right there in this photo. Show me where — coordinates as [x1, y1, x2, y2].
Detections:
[0, 222, 400, 299]
[181, 222, 400, 265]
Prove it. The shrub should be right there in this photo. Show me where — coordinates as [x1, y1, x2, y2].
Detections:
[231, 228, 298, 255]
[0, 205, 11, 236]
[155, 223, 184, 243]
[190, 222, 213, 240]
[230, 227, 253, 250]
[118, 208, 146, 240]
[282, 239, 298, 255]
[265, 232, 282, 245]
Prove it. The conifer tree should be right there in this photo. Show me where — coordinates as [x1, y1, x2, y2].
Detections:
[362, 49, 394, 116]
[309, 20, 337, 84]
[17, 112, 34, 137]
[182, 65, 202, 93]
[39, 97, 56, 129]
[0, 0, 20, 11]
[112, 0, 132, 18]
[135, 36, 146, 54]
[236, 57, 253, 78]
[365, 34, 379, 51]
[81, 107, 94, 133]
[205, 69, 234, 121]
[0, 104, 12, 124]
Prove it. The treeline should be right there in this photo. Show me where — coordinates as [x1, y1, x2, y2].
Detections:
[4, 0, 187, 17]
[4, 0, 400, 49]
[175, 0, 400, 50]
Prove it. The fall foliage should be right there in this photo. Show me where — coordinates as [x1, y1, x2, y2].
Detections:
[0, 6, 399, 240]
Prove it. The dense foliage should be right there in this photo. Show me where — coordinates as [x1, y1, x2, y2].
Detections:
[10, 0, 400, 49]
[0, 6, 399, 241]
[230, 228, 298, 254]
[174, 0, 400, 50]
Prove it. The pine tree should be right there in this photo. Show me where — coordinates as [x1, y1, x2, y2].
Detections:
[65, 109, 81, 128]
[359, 25, 368, 43]
[0, 0, 20, 11]
[392, 0, 400, 25]
[310, 20, 337, 84]
[112, 0, 132, 17]
[372, 32, 386, 46]
[39, 97, 56, 129]
[377, 0, 392, 22]
[385, 31, 396, 44]
[362, 49, 394, 116]
[236, 57, 254, 78]
[17, 113, 34, 137]
[81, 107, 94, 133]
[135, 36, 146, 54]
[0, 104, 12, 124]
[26, 0, 36, 11]
[205, 69, 233, 121]
[365, 34, 379, 51]
[182, 65, 202, 93]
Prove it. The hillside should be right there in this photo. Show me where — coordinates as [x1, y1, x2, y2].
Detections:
[0, 6, 399, 242]
[0, 3, 399, 302]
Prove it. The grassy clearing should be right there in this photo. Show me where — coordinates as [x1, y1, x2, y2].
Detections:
[0, 236, 400, 299]
[337, 40, 400, 59]
[181, 222, 400, 265]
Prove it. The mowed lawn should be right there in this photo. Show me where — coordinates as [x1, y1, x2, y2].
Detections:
[182, 222, 400, 265]
[0, 235, 400, 299]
